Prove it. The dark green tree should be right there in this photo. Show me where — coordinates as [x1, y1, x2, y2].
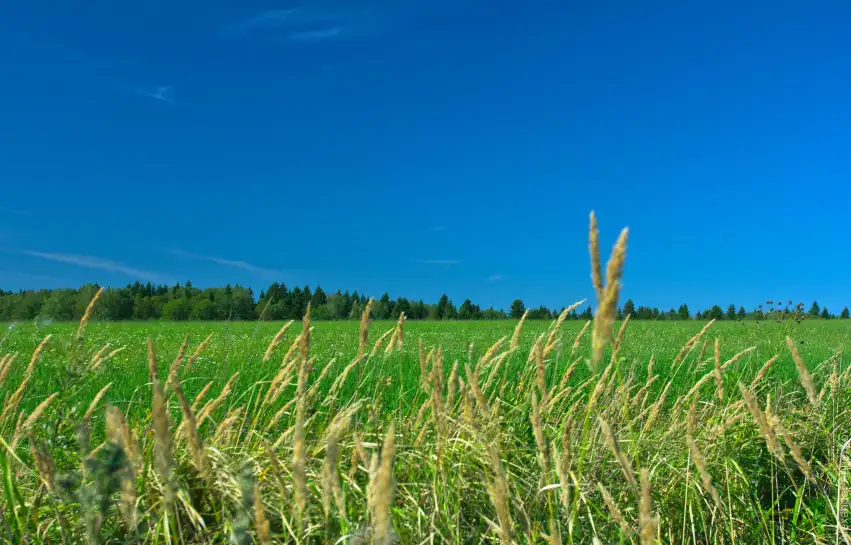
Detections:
[842, 307, 850, 319]
[737, 306, 746, 320]
[677, 304, 690, 320]
[509, 299, 526, 319]
[808, 301, 821, 317]
[726, 304, 737, 320]
[623, 299, 636, 317]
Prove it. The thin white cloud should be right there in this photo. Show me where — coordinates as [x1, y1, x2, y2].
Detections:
[170, 250, 283, 278]
[20, 250, 173, 283]
[289, 26, 343, 40]
[410, 259, 460, 265]
[429, 226, 445, 231]
[142, 86, 175, 104]
[487, 274, 504, 281]
[224, 9, 300, 35]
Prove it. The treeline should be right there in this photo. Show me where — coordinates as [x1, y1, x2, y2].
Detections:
[0, 282, 847, 322]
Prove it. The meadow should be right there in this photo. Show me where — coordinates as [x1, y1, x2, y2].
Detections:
[1, 218, 850, 544]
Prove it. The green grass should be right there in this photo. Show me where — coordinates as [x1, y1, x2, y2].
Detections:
[1, 317, 850, 544]
[2, 319, 847, 417]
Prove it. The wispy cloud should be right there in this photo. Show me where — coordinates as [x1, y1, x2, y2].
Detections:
[487, 274, 504, 281]
[142, 86, 175, 104]
[429, 226, 445, 232]
[170, 250, 283, 279]
[20, 250, 173, 283]
[289, 26, 343, 40]
[410, 259, 460, 266]
[223, 9, 300, 35]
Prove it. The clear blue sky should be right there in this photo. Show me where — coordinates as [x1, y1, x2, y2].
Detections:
[1, 1, 849, 312]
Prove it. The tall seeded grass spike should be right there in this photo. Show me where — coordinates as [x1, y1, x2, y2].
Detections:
[76, 286, 103, 339]
[357, 298, 374, 359]
[264, 320, 294, 362]
[185, 332, 214, 372]
[510, 309, 529, 352]
[589, 211, 604, 302]
[786, 336, 817, 407]
[639, 469, 656, 545]
[371, 423, 397, 545]
[590, 216, 629, 370]
[600, 417, 639, 495]
[687, 399, 724, 511]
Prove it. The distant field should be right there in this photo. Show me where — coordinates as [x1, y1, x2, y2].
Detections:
[2, 319, 848, 416]
[1, 317, 850, 543]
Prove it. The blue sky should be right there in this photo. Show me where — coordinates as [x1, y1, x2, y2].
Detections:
[1, 0, 850, 312]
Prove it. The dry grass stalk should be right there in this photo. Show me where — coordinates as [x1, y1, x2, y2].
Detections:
[191, 381, 214, 413]
[91, 346, 125, 371]
[713, 338, 724, 401]
[167, 335, 190, 389]
[600, 418, 638, 495]
[263, 321, 294, 362]
[641, 381, 672, 435]
[299, 304, 311, 361]
[630, 376, 658, 408]
[587, 360, 615, 416]
[611, 314, 631, 361]
[370, 327, 396, 359]
[557, 417, 574, 510]
[292, 352, 310, 530]
[552, 356, 582, 400]
[21, 392, 58, 433]
[483, 441, 513, 545]
[591, 225, 629, 369]
[306, 357, 337, 401]
[589, 211, 604, 302]
[446, 360, 460, 409]
[737, 382, 784, 461]
[465, 364, 490, 414]
[687, 400, 724, 511]
[0, 354, 15, 388]
[598, 483, 631, 535]
[671, 320, 716, 370]
[531, 392, 549, 473]
[543, 300, 585, 358]
[106, 405, 139, 468]
[254, 480, 272, 545]
[30, 434, 56, 494]
[371, 424, 397, 545]
[173, 379, 208, 475]
[213, 406, 244, 445]
[26, 335, 51, 377]
[83, 382, 113, 422]
[418, 338, 427, 387]
[330, 355, 363, 395]
[184, 333, 214, 373]
[151, 379, 175, 505]
[357, 298, 374, 359]
[570, 321, 592, 360]
[786, 336, 817, 407]
[771, 417, 815, 483]
[639, 469, 656, 545]
[76, 287, 103, 339]
[510, 310, 529, 352]
[196, 372, 240, 425]
[535, 336, 549, 407]
[262, 358, 298, 407]
[321, 421, 345, 520]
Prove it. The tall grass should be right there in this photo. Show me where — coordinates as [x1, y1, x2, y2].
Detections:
[0, 213, 849, 543]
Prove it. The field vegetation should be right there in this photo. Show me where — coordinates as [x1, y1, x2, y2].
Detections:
[0, 215, 849, 544]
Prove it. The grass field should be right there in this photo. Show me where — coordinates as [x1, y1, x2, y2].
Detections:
[2, 217, 851, 544]
[1, 314, 850, 544]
